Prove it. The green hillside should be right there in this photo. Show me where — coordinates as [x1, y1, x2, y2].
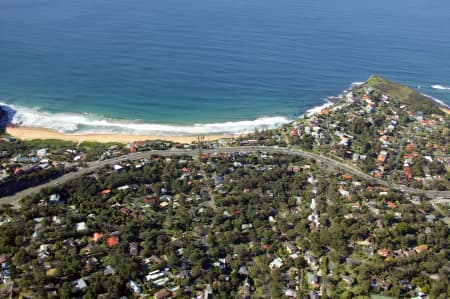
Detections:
[358, 76, 444, 115]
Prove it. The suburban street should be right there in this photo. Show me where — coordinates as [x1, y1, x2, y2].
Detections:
[1, 146, 449, 210]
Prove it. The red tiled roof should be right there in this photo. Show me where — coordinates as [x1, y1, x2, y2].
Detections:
[320, 108, 331, 115]
[414, 244, 428, 253]
[386, 201, 397, 209]
[107, 236, 119, 247]
[93, 233, 104, 242]
[100, 189, 111, 195]
[342, 174, 353, 180]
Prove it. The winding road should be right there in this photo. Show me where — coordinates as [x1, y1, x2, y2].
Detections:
[1, 146, 449, 210]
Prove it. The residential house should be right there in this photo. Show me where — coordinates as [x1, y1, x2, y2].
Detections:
[269, 257, 284, 269]
[284, 242, 298, 254]
[107, 236, 120, 247]
[104, 265, 116, 276]
[117, 185, 130, 191]
[49, 194, 64, 204]
[414, 244, 428, 254]
[154, 289, 172, 299]
[129, 242, 139, 256]
[76, 222, 88, 232]
[307, 272, 320, 288]
[73, 278, 88, 290]
[93, 233, 104, 242]
[128, 280, 142, 294]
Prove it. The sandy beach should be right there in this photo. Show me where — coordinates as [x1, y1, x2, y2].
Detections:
[441, 107, 450, 115]
[6, 126, 231, 144]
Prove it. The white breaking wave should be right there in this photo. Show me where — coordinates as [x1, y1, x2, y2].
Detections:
[305, 101, 333, 117]
[1, 102, 291, 136]
[1, 80, 393, 136]
[431, 84, 450, 91]
[302, 81, 364, 118]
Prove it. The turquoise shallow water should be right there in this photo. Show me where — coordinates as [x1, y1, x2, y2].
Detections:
[0, 0, 449, 135]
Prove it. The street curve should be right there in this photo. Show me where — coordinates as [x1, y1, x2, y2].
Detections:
[1, 146, 449, 209]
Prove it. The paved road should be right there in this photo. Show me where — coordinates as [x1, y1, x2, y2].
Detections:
[389, 123, 413, 185]
[1, 146, 449, 209]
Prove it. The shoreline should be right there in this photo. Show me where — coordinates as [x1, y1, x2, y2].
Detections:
[3, 81, 449, 144]
[5, 126, 233, 144]
[0, 101, 291, 137]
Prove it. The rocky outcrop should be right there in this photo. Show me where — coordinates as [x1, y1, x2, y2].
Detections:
[0, 105, 15, 133]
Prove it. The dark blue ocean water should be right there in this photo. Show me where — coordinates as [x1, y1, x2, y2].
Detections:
[1, 0, 449, 134]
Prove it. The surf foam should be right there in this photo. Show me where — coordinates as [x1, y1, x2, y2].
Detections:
[305, 101, 334, 117]
[300, 81, 365, 118]
[1, 102, 291, 136]
[0, 80, 387, 136]
[431, 84, 450, 91]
